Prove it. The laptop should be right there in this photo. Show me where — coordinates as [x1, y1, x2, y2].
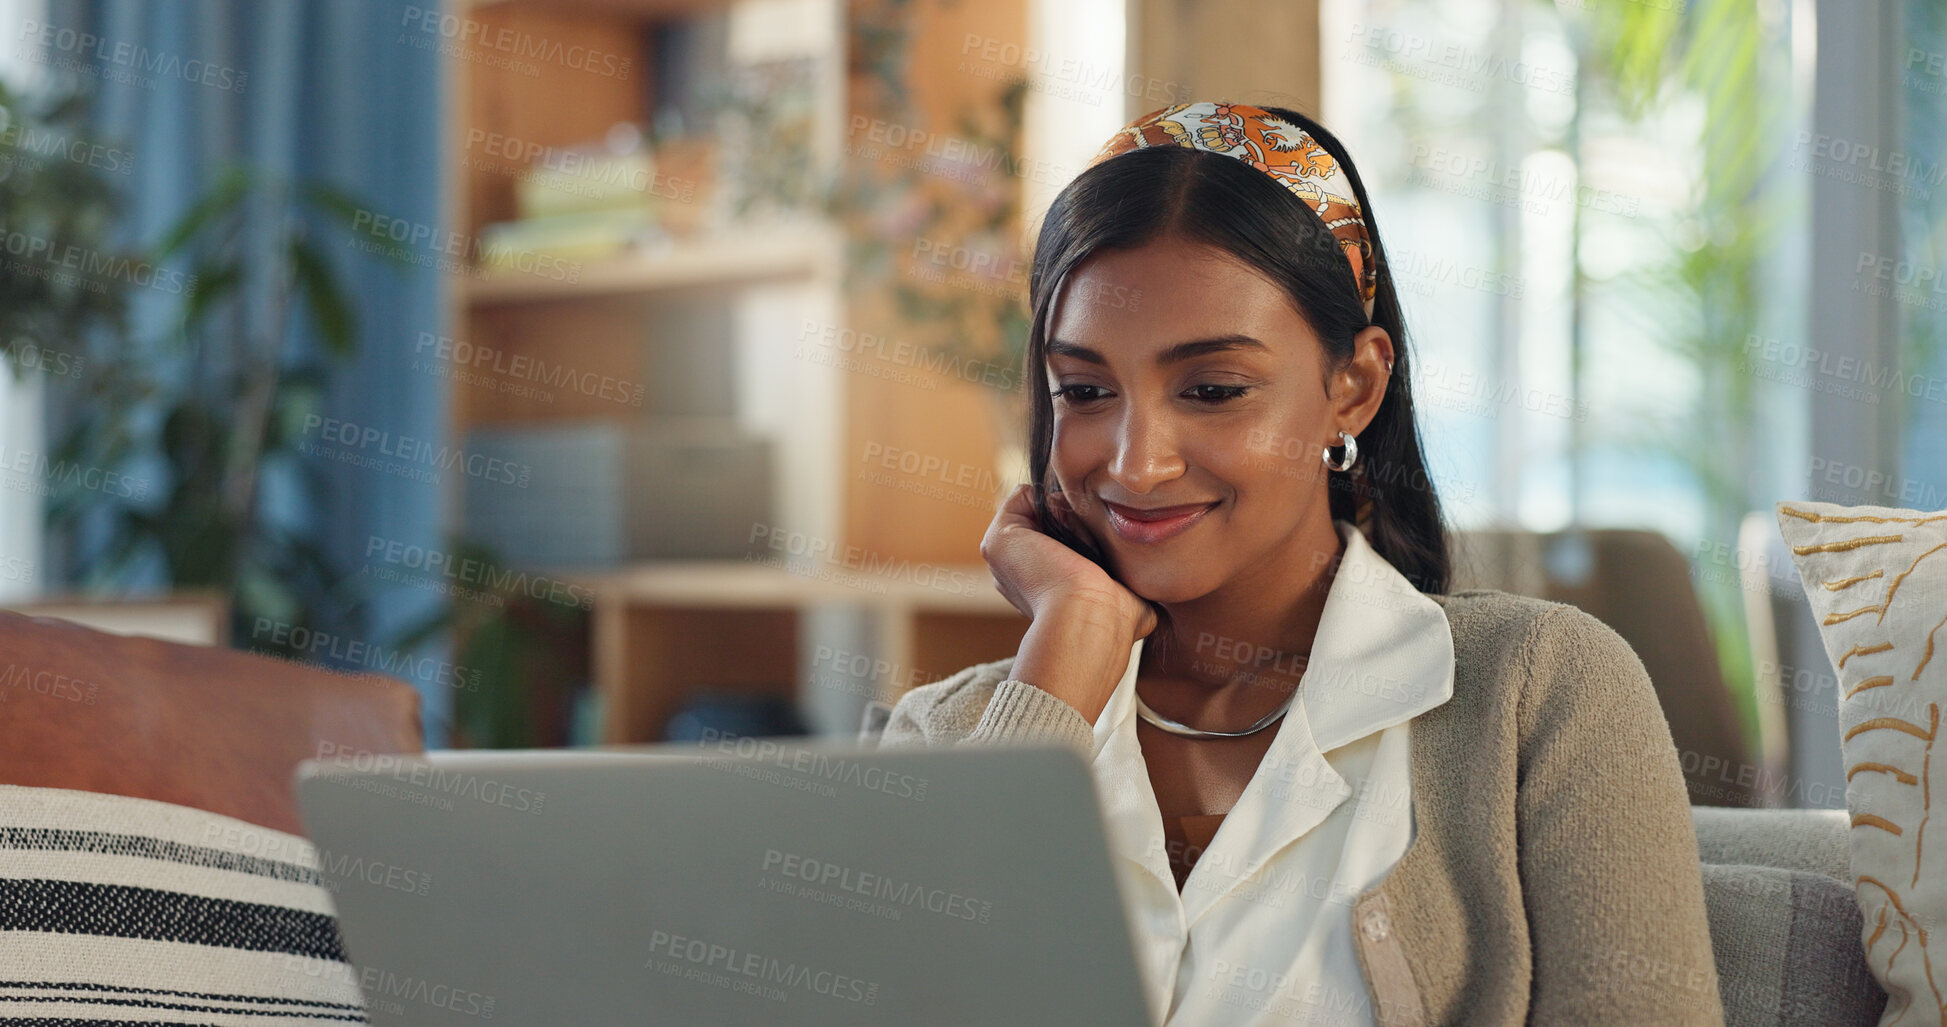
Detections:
[294, 740, 1152, 1026]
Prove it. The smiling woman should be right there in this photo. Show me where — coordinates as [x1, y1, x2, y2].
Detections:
[1028, 110, 1444, 610]
[878, 101, 1724, 1027]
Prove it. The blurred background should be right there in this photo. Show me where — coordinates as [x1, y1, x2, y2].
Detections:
[0, 0, 1941, 810]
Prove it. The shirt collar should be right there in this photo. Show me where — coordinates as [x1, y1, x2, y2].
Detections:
[1092, 519, 1456, 761]
[1084, 520, 1457, 917]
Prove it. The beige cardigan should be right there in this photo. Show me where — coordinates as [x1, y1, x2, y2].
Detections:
[877, 588, 1727, 1026]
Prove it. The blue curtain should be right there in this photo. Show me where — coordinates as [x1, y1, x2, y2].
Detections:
[46, 0, 455, 744]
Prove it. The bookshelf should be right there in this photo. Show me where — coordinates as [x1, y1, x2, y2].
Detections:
[439, 0, 1034, 744]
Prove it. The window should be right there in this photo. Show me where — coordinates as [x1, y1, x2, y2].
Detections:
[1323, 0, 1822, 781]
[0, 0, 47, 603]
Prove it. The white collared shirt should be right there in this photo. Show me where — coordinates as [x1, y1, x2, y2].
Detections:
[1087, 520, 1456, 1026]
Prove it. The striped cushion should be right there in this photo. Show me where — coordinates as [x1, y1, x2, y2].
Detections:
[0, 784, 367, 1024]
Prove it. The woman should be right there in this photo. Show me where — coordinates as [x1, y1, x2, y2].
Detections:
[877, 101, 1723, 1026]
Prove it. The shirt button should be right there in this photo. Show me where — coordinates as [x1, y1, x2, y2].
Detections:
[1362, 910, 1391, 942]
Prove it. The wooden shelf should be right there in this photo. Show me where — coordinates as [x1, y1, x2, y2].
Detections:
[560, 560, 1026, 743]
[557, 559, 1011, 613]
[463, 225, 841, 305]
[463, 0, 739, 17]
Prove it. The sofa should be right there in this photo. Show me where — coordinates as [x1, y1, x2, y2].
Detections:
[0, 608, 423, 1022]
[0, 605, 1892, 1025]
[1691, 806, 1887, 1025]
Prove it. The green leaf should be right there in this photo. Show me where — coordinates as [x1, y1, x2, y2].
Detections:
[289, 237, 356, 356]
[301, 183, 414, 268]
[152, 166, 252, 261]
[182, 261, 242, 328]
[299, 182, 372, 232]
[388, 606, 456, 657]
[235, 559, 302, 633]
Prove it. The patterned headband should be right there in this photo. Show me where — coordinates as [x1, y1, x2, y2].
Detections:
[1088, 101, 1377, 320]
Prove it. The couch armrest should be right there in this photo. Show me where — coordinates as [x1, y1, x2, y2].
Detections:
[0, 610, 423, 835]
[1692, 806, 1852, 883]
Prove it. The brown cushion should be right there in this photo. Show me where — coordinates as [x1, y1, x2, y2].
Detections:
[0, 609, 422, 835]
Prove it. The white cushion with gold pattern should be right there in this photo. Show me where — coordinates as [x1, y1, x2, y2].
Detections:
[1776, 500, 1946, 1027]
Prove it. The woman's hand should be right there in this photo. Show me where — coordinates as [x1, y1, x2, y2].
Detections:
[981, 483, 1159, 724]
[980, 483, 1151, 628]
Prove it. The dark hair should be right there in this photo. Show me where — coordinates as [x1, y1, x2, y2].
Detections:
[1023, 105, 1451, 640]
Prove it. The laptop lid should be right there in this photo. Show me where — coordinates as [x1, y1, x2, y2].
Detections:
[294, 741, 1152, 1026]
